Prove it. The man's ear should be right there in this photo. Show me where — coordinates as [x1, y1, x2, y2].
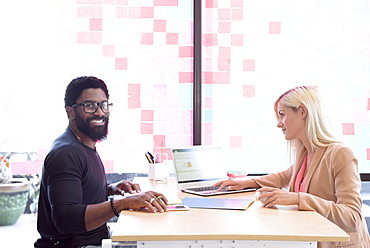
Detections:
[299, 104, 308, 119]
[66, 106, 75, 120]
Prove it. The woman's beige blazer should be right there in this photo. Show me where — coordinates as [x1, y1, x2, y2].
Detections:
[253, 143, 370, 248]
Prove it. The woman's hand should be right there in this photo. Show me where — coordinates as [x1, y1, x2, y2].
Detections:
[257, 187, 299, 207]
[109, 180, 141, 195]
[119, 191, 169, 213]
[212, 179, 256, 191]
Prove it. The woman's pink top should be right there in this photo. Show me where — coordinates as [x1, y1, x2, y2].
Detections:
[295, 154, 308, 192]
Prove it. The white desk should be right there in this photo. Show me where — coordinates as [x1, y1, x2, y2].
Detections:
[108, 177, 349, 248]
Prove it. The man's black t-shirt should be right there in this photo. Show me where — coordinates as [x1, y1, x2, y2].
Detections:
[36, 128, 110, 247]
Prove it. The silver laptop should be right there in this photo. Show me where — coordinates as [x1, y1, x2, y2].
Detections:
[171, 146, 255, 196]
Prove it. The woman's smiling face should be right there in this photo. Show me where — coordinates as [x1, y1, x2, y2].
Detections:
[276, 102, 306, 141]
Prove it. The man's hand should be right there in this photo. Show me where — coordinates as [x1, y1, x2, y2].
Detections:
[119, 191, 169, 213]
[109, 180, 141, 195]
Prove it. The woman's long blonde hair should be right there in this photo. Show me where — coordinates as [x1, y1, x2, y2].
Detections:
[274, 86, 338, 157]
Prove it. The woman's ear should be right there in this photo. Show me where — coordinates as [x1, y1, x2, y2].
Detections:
[66, 106, 75, 120]
[299, 104, 308, 119]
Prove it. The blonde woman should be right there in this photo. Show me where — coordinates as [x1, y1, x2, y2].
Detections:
[214, 86, 369, 248]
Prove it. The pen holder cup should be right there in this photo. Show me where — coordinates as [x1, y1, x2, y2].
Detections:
[149, 153, 168, 182]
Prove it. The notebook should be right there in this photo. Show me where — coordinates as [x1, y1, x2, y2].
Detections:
[181, 197, 254, 210]
[171, 146, 255, 196]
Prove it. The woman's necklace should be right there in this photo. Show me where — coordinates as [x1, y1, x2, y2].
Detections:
[68, 126, 90, 148]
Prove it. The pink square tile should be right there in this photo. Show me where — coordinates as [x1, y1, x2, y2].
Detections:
[204, 71, 213, 84]
[204, 123, 212, 136]
[230, 136, 242, 148]
[219, 47, 231, 58]
[179, 71, 193, 83]
[205, 97, 212, 109]
[116, 7, 128, 18]
[243, 59, 255, 71]
[154, 0, 178, 6]
[231, 34, 243, 46]
[218, 59, 230, 71]
[205, 0, 217, 8]
[141, 33, 154, 45]
[205, 72, 230, 84]
[128, 84, 141, 96]
[164, 0, 178, 6]
[218, 72, 230, 84]
[77, 32, 102, 44]
[231, 0, 243, 7]
[90, 18, 102, 31]
[129, 7, 141, 19]
[141, 110, 154, 121]
[128, 96, 141, 108]
[141, 123, 153, 134]
[154, 0, 166, 5]
[77, 32, 89, 43]
[232, 9, 243, 21]
[243, 85, 255, 97]
[153, 135, 165, 147]
[141, 7, 154, 18]
[203, 33, 218, 46]
[103, 45, 115, 57]
[154, 20, 166, 32]
[367, 148, 370, 160]
[342, 123, 355, 135]
[166, 33, 178, 45]
[218, 22, 231, 33]
[218, 9, 230, 20]
[77, 6, 102, 18]
[179, 46, 193, 58]
[115, 57, 127, 70]
[269, 22, 281, 34]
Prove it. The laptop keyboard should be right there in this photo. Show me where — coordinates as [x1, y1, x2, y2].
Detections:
[186, 186, 228, 192]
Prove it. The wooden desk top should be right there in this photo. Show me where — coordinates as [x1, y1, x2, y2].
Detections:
[112, 177, 349, 242]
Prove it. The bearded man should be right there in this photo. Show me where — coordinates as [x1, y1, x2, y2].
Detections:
[35, 76, 168, 248]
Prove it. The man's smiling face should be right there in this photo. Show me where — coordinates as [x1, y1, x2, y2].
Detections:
[73, 88, 110, 142]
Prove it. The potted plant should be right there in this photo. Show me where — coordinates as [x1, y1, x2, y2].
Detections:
[0, 155, 29, 226]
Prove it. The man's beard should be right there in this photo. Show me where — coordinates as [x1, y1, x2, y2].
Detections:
[75, 112, 109, 142]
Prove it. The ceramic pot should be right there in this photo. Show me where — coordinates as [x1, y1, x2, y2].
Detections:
[0, 179, 29, 226]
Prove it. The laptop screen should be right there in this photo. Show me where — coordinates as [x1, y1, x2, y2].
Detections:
[172, 146, 227, 184]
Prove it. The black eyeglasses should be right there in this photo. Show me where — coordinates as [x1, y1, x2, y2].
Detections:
[72, 101, 113, 114]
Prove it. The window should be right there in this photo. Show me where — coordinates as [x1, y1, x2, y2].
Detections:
[200, 0, 370, 174]
[2, 0, 370, 176]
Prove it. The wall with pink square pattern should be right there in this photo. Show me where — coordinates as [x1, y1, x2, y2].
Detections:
[201, 0, 370, 173]
[2, 0, 370, 174]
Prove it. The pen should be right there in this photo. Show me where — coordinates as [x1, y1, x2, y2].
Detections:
[145, 152, 154, 164]
[147, 152, 155, 162]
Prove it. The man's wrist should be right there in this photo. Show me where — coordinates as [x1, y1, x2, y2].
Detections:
[110, 198, 120, 217]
